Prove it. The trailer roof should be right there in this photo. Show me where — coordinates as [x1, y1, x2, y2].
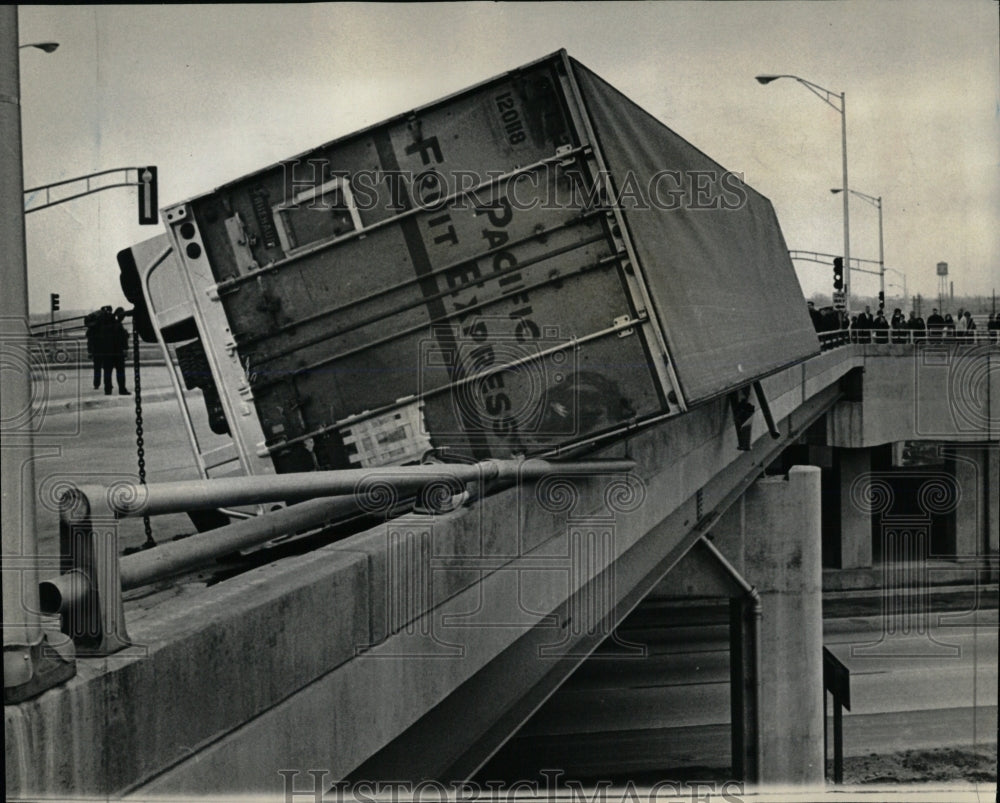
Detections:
[572, 59, 818, 404]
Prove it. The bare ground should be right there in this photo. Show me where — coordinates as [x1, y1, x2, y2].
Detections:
[838, 745, 997, 784]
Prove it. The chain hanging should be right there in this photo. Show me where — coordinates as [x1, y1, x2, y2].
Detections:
[133, 326, 155, 548]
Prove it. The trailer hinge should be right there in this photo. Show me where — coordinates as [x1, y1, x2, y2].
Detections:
[614, 314, 635, 338]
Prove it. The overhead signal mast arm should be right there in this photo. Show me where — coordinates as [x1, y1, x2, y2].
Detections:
[24, 165, 158, 224]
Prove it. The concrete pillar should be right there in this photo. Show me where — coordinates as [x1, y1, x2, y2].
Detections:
[953, 448, 985, 558]
[838, 448, 873, 569]
[743, 465, 825, 787]
[989, 447, 999, 558]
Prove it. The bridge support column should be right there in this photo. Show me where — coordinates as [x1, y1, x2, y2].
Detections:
[953, 447, 985, 559]
[743, 465, 824, 787]
[838, 448, 872, 569]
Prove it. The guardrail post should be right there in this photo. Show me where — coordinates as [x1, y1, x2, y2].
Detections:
[42, 486, 132, 655]
[822, 646, 851, 784]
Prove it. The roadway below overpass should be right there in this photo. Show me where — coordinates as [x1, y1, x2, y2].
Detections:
[5, 340, 999, 797]
[478, 597, 997, 781]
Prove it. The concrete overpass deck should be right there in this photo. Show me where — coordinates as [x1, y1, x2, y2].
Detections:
[5, 340, 998, 797]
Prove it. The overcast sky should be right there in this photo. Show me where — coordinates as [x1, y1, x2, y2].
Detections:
[17, 1, 1000, 314]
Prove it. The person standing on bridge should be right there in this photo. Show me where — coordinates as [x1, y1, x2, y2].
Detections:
[86, 306, 116, 391]
[111, 308, 131, 396]
[943, 313, 956, 339]
[84, 308, 106, 390]
[926, 308, 945, 339]
[855, 306, 873, 344]
[908, 310, 926, 341]
[890, 308, 907, 343]
[807, 301, 823, 332]
[873, 309, 890, 343]
[961, 310, 976, 342]
[955, 308, 969, 342]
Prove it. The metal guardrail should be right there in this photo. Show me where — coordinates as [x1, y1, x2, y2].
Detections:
[39, 458, 636, 655]
[817, 327, 999, 351]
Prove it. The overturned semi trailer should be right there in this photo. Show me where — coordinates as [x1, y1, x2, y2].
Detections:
[118, 49, 818, 481]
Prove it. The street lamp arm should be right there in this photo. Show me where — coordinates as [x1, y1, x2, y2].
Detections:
[831, 187, 880, 208]
[18, 42, 59, 53]
[756, 74, 843, 112]
[757, 70, 850, 303]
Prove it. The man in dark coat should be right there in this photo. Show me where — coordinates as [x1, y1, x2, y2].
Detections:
[84, 308, 107, 389]
[873, 310, 890, 343]
[91, 307, 129, 395]
[112, 308, 131, 396]
[807, 301, 823, 332]
[855, 305, 874, 343]
[926, 307, 945, 338]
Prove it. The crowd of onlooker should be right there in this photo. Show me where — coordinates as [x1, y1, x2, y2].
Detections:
[808, 302, 1000, 346]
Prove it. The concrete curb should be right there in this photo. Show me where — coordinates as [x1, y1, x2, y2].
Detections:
[33, 388, 178, 417]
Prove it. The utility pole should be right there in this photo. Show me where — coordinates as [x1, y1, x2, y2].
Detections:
[1, 7, 75, 702]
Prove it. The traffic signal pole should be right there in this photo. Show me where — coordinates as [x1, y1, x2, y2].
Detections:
[1, 7, 75, 702]
[839, 91, 851, 308]
[24, 165, 158, 223]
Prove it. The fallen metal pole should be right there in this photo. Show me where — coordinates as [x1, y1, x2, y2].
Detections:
[40, 495, 366, 610]
[120, 495, 364, 591]
[103, 458, 636, 518]
[40, 458, 635, 609]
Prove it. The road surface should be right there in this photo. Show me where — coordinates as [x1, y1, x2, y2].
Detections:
[485, 606, 998, 779]
[26, 365, 224, 562]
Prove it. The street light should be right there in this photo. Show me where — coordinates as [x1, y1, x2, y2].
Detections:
[756, 74, 851, 305]
[18, 42, 59, 53]
[885, 267, 907, 304]
[832, 187, 883, 301]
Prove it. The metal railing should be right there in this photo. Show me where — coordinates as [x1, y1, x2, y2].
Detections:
[817, 326, 998, 350]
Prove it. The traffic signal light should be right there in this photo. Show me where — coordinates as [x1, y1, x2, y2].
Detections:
[50, 293, 60, 312]
[878, 290, 885, 309]
[138, 166, 158, 225]
[832, 257, 844, 291]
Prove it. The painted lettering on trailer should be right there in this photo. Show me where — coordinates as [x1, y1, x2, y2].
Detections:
[402, 126, 539, 439]
[494, 91, 526, 146]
